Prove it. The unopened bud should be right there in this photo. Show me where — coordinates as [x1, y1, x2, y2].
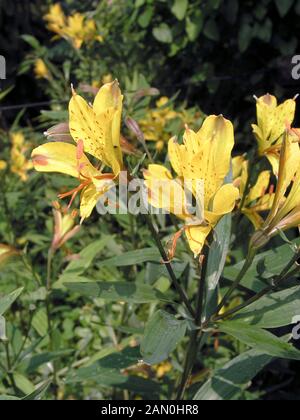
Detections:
[250, 230, 270, 250]
[125, 117, 144, 141]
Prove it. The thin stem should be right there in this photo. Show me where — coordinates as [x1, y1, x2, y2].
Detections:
[12, 311, 34, 369]
[176, 253, 208, 400]
[45, 248, 59, 398]
[21, 253, 41, 287]
[47, 249, 54, 292]
[216, 247, 256, 314]
[207, 250, 300, 326]
[144, 214, 196, 318]
[4, 342, 18, 395]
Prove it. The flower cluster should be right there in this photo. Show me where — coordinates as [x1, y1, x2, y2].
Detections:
[31, 84, 300, 258]
[44, 3, 103, 49]
[138, 97, 204, 152]
[9, 132, 33, 182]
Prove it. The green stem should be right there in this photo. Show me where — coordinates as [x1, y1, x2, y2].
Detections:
[45, 248, 58, 398]
[216, 247, 256, 314]
[144, 214, 196, 318]
[4, 342, 18, 395]
[213, 254, 300, 324]
[176, 253, 208, 400]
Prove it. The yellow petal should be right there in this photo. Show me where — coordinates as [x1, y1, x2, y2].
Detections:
[168, 137, 183, 177]
[247, 170, 271, 203]
[265, 132, 300, 225]
[185, 225, 211, 256]
[232, 155, 246, 180]
[206, 184, 239, 225]
[187, 115, 234, 205]
[144, 165, 187, 217]
[80, 183, 101, 219]
[93, 80, 123, 174]
[266, 152, 280, 177]
[69, 90, 109, 163]
[31, 142, 98, 179]
[253, 94, 296, 155]
[271, 99, 296, 142]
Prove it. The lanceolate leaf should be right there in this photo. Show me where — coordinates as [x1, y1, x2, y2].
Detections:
[98, 248, 161, 267]
[0, 288, 23, 316]
[194, 348, 273, 400]
[141, 310, 187, 365]
[65, 281, 172, 303]
[205, 213, 232, 319]
[219, 321, 300, 360]
[233, 286, 300, 328]
[223, 240, 300, 292]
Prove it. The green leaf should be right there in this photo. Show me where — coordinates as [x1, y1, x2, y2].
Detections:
[153, 24, 173, 44]
[22, 381, 51, 401]
[238, 23, 253, 53]
[0, 315, 7, 340]
[138, 7, 154, 28]
[185, 13, 203, 41]
[203, 19, 220, 41]
[13, 372, 35, 395]
[62, 239, 106, 275]
[275, 0, 294, 17]
[66, 346, 161, 395]
[223, 240, 300, 292]
[0, 86, 14, 101]
[219, 321, 300, 360]
[233, 286, 300, 328]
[0, 288, 23, 316]
[22, 350, 73, 374]
[0, 395, 20, 400]
[141, 310, 187, 364]
[205, 214, 232, 318]
[21, 34, 41, 49]
[194, 348, 273, 400]
[99, 248, 160, 267]
[32, 308, 48, 337]
[54, 239, 107, 287]
[65, 281, 172, 303]
[171, 0, 188, 20]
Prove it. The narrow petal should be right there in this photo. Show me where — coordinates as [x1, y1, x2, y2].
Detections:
[31, 142, 98, 179]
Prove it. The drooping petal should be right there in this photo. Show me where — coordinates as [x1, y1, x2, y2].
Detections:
[31, 142, 98, 179]
[144, 165, 187, 217]
[185, 225, 211, 257]
[206, 184, 239, 225]
[80, 183, 102, 219]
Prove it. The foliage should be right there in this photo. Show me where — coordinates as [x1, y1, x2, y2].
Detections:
[1, 0, 300, 402]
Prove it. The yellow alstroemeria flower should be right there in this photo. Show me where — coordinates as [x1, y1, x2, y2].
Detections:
[34, 59, 50, 80]
[0, 244, 20, 266]
[144, 115, 239, 257]
[139, 97, 177, 148]
[44, 3, 102, 49]
[32, 80, 123, 220]
[251, 130, 300, 248]
[0, 160, 7, 171]
[233, 155, 274, 229]
[10, 132, 33, 182]
[252, 94, 297, 176]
